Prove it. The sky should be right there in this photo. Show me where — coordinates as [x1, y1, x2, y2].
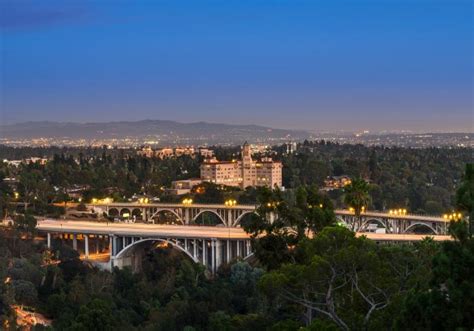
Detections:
[1, 0, 472, 132]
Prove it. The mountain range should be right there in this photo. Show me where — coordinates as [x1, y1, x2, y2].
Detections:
[0, 120, 310, 144]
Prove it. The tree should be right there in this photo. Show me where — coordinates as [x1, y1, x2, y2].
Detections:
[456, 163, 474, 235]
[343, 178, 371, 230]
[12, 280, 38, 307]
[259, 227, 419, 330]
[242, 186, 335, 270]
[73, 299, 119, 331]
[396, 221, 474, 330]
[14, 213, 37, 237]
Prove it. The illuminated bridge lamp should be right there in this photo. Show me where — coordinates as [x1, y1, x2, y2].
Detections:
[225, 199, 237, 207]
[182, 198, 193, 205]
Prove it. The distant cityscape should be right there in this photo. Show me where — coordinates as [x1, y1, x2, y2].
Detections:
[0, 120, 472, 148]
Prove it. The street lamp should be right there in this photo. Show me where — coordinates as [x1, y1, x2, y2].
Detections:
[443, 212, 462, 221]
[182, 198, 193, 205]
[389, 208, 407, 216]
[225, 199, 237, 207]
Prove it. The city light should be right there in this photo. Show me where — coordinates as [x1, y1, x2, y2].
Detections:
[91, 197, 113, 204]
[443, 212, 462, 221]
[225, 199, 237, 207]
[389, 208, 407, 216]
[14, 192, 19, 199]
[182, 198, 193, 205]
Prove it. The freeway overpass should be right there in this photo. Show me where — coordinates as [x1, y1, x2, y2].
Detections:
[36, 217, 451, 274]
[38, 220, 252, 274]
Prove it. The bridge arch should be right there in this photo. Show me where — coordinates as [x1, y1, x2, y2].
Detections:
[191, 210, 225, 226]
[150, 209, 183, 224]
[108, 208, 119, 217]
[120, 208, 131, 218]
[360, 218, 388, 232]
[404, 222, 438, 235]
[335, 216, 350, 228]
[232, 211, 257, 227]
[114, 238, 198, 263]
[150, 209, 183, 225]
[131, 208, 143, 220]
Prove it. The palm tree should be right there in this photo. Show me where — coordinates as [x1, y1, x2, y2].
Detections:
[344, 178, 371, 231]
[456, 163, 474, 236]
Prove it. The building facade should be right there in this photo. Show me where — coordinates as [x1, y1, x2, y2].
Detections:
[200, 143, 282, 189]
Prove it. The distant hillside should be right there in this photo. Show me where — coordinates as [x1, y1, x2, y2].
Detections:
[0, 120, 310, 144]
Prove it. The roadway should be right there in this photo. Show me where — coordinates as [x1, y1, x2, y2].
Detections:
[37, 220, 251, 240]
[90, 202, 257, 211]
[37, 219, 452, 242]
[356, 232, 451, 242]
[87, 202, 447, 223]
[335, 209, 447, 222]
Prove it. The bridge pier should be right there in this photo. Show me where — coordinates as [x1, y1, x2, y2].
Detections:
[212, 240, 217, 273]
[84, 235, 89, 258]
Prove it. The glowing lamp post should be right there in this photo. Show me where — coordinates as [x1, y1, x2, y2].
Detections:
[182, 198, 193, 205]
[225, 199, 237, 207]
[443, 212, 462, 221]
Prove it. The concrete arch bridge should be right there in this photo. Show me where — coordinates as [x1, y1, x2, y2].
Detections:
[89, 202, 448, 235]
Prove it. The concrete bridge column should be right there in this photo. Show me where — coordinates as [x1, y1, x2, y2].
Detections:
[193, 239, 197, 259]
[237, 240, 241, 257]
[227, 210, 232, 227]
[85, 235, 89, 258]
[203, 239, 207, 265]
[212, 240, 217, 274]
[226, 240, 231, 263]
[109, 235, 116, 269]
[246, 240, 251, 256]
[184, 208, 190, 224]
[73, 234, 77, 250]
[47, 233, 51, 249]
[109, 235, 114, 257]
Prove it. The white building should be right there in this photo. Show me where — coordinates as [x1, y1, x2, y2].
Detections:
[200, 142, 282, 189]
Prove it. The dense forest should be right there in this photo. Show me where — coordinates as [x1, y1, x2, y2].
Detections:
[0, 143, 473, 330]
[0, 170, 473, 330]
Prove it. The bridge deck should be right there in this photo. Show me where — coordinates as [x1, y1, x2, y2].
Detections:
[37, 220, 251, 240]
[37, 220, 452, 242]
[335, 210, 447, 222]
[89, 203, 446, 223]
[356, 232, 451, 241]
[91, 202, 257, 211]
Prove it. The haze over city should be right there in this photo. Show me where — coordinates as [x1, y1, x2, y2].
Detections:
[1, 0, 472, 132]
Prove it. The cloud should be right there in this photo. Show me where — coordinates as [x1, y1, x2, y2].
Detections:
[0, 0, 91, 30]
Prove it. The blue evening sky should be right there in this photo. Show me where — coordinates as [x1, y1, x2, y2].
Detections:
[1, 0, 472, 132]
